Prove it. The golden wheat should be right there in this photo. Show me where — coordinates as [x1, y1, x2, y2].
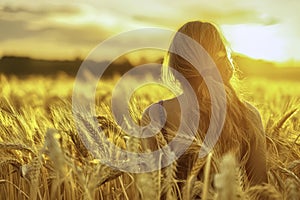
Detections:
[0, 75, 299, 199]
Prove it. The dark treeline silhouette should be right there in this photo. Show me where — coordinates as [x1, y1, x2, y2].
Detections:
[0, 56, 135, 77]
[0, 55, 299, 81]
[234, 55, 300, 81]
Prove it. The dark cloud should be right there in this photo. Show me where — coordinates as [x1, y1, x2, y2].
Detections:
[37, 24, 113, 46]
[0, 18, 112, 46]
[0, 20, 31, 41]
[0, 3, 112, 46]
[0, 4, 80, 16]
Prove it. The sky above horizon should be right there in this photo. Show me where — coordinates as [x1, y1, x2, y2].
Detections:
[0, 0, 299, 64]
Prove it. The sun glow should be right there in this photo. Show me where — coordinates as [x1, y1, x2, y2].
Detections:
[221, 24, 289, 62]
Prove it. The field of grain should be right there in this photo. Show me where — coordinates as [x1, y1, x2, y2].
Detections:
[0, 74, 299, 200]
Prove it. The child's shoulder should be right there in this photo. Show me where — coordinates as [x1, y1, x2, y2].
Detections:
[243, 101, 264, 127]
[244, 101, 261, 116]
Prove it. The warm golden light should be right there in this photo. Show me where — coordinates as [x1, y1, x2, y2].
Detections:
[222, 24, 289, 62]
[52, 7, 117, 28]
[0, 2, 300, 200]
[0, 1, 300, 64]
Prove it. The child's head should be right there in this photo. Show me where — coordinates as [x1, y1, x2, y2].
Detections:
[166, 21, 234, 84]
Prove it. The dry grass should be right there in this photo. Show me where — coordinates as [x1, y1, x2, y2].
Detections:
[0, 74, 299, 199]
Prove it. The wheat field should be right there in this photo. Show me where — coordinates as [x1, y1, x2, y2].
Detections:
[0, 74, 299, 200]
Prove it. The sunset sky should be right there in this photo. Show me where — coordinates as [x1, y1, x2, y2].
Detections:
[0, 0, 299, 63]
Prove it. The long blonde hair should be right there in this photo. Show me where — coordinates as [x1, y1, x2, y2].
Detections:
[162, 21, 263, 168]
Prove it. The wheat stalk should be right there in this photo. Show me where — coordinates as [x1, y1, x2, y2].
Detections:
[0, 179, 30, 199]
[246, 184, 282, 200]
[272, 109, 298, 136]
[135, 149, 160, 200]
[214, 153, 238, 200]
[0, 158, 22, 169]
[27, 156, 42, 200]
[284, 178, 300, 200]
[201, 153, 213, 200]
[0, 143, 35, 155]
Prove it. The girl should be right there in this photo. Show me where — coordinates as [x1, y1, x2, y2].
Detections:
[141, 21, 267, 187]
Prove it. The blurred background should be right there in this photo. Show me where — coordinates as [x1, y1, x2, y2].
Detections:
[0, 0, 299, 80]
[1, 2, 300, 200]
